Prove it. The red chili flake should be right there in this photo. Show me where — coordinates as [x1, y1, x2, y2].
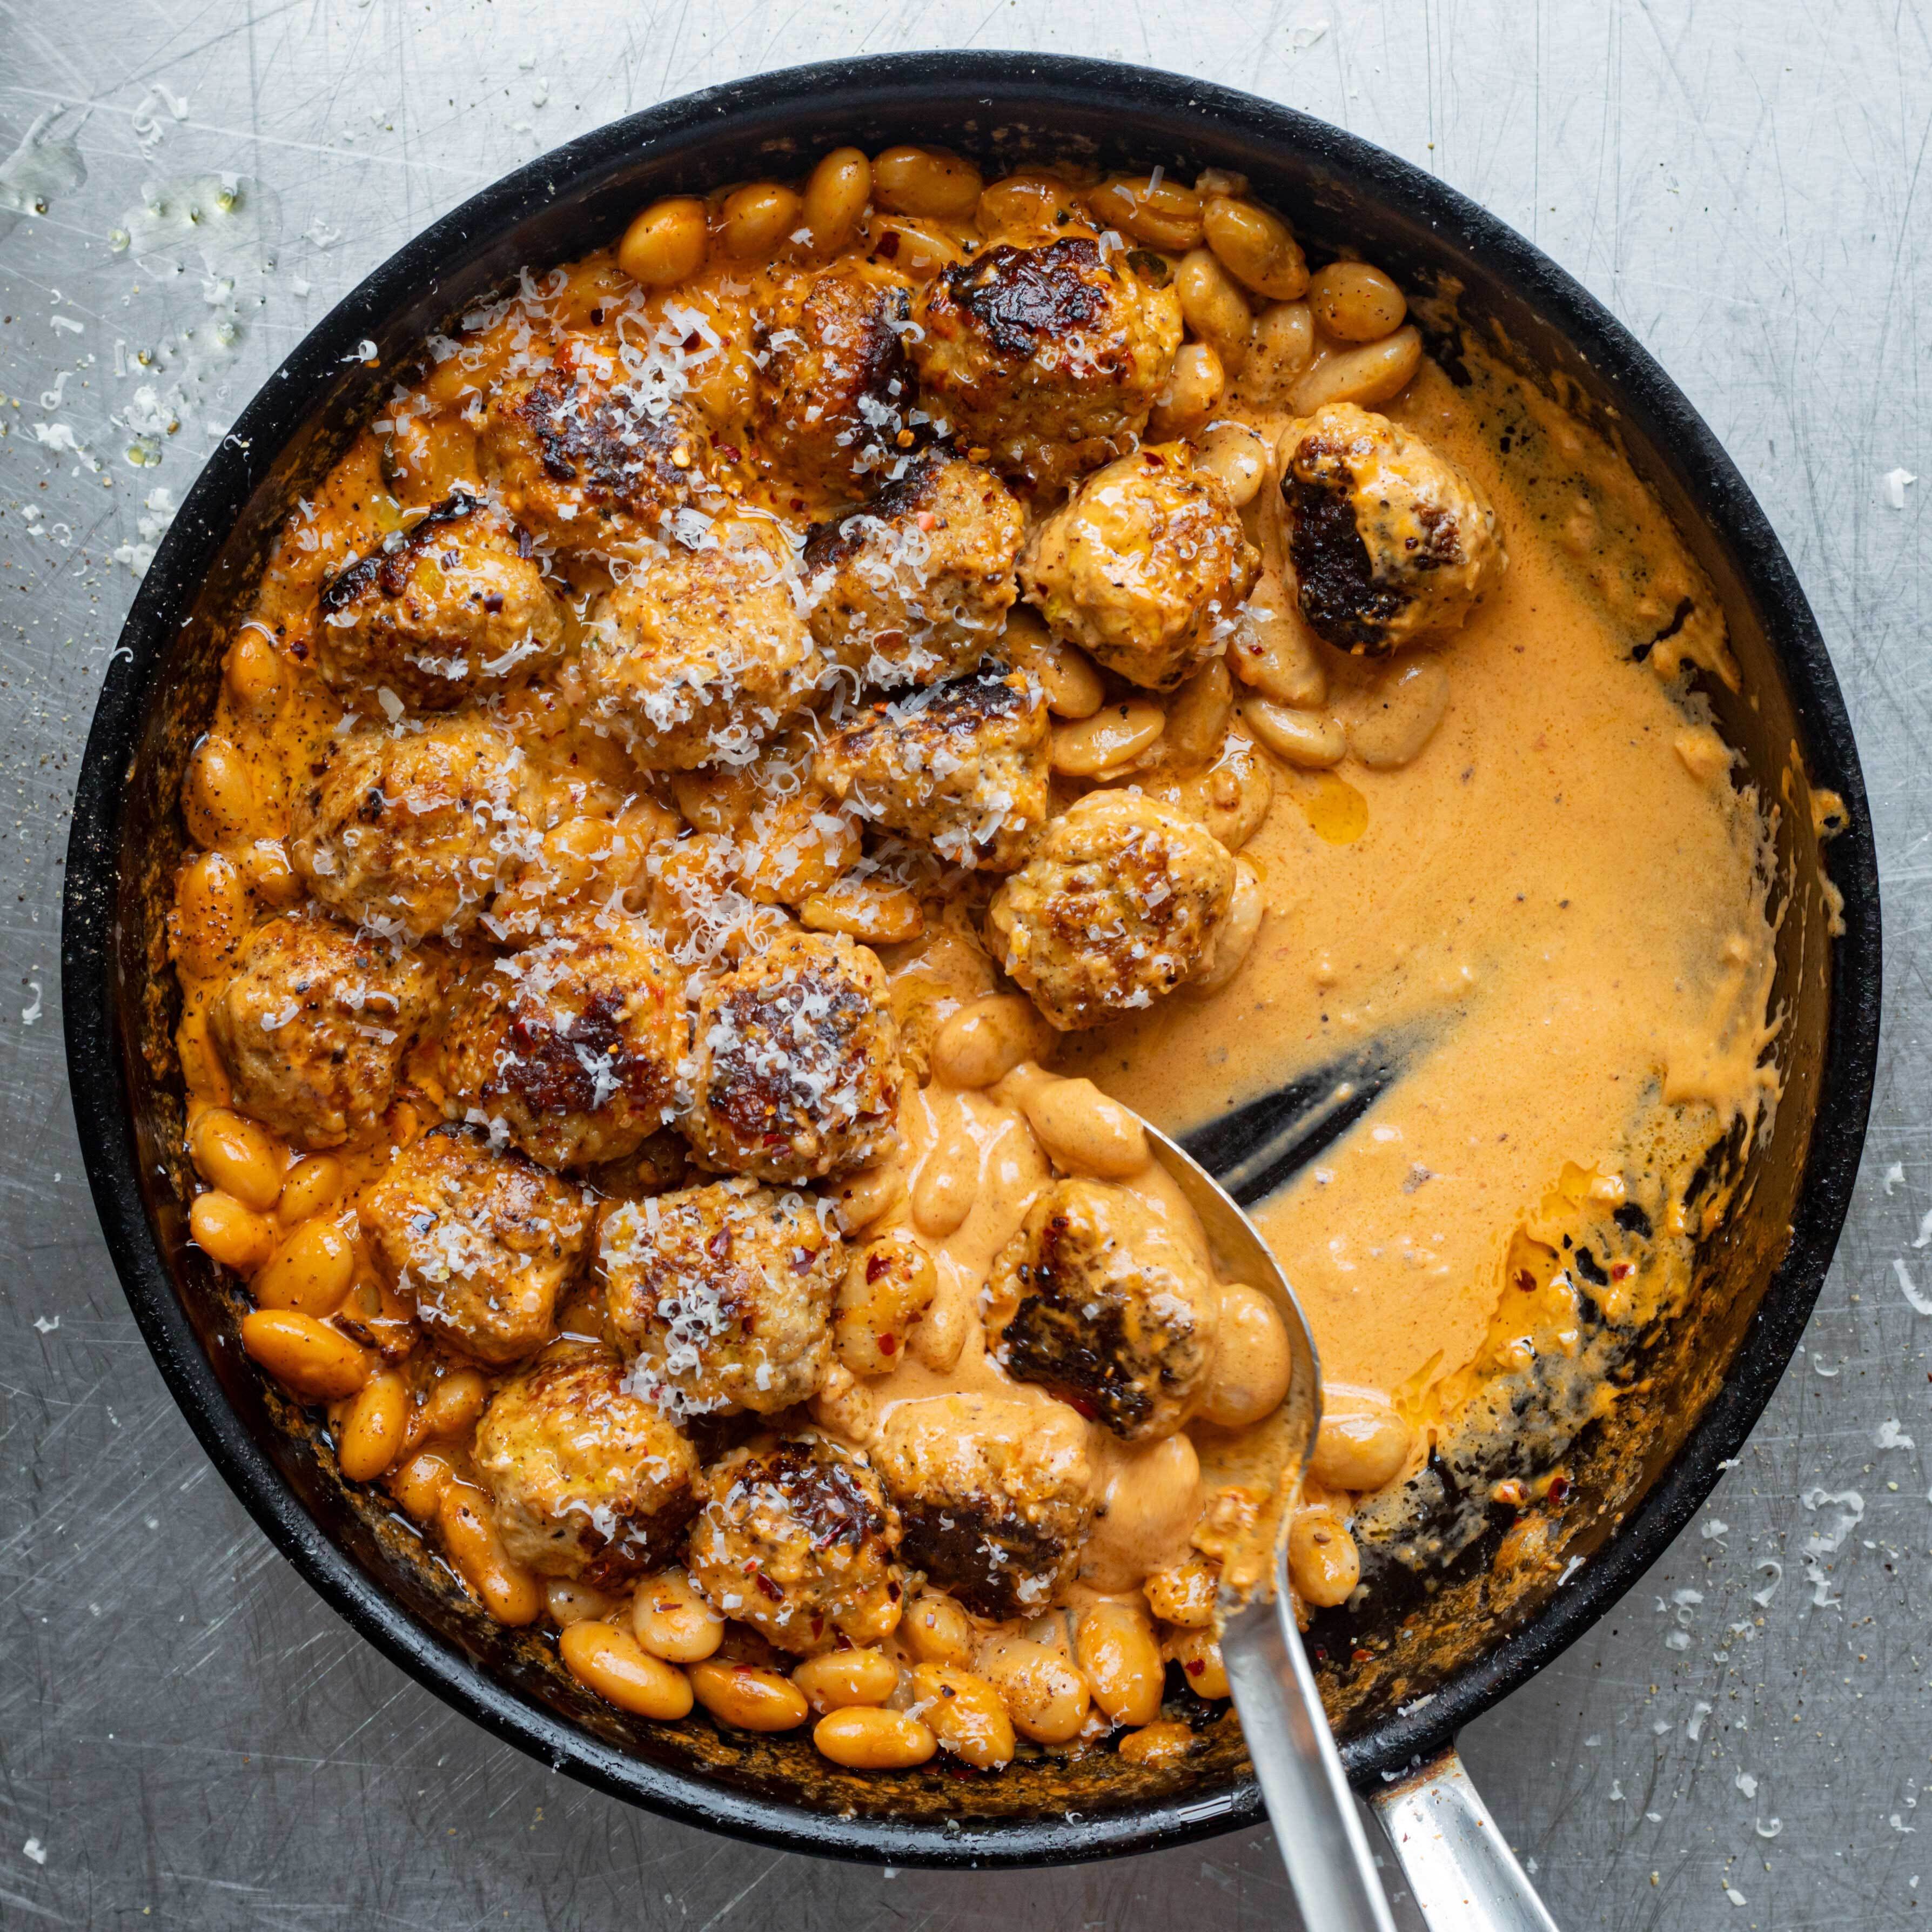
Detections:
[877, 1334, 897, 1354]
[707, 1229, 732, 1261]
[753, 1571, 783, 1602]
[1066, 1395, 1098, 1422]
[1351, 1647, 1372, 1664]
[589, 306, 605, 325]
[1611, 1262, 1635, 1281]
[1547, 1475, 1571, 1504]
[875, 232, 901, 259]
[1185, 1659, 1205, 1678]
[915, 511, 937, 531]
[866, 1252, 893, 1284]
[681, 331, 702, 351]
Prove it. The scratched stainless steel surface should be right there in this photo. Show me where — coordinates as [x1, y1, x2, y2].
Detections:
[1, 3, 1927, 1926]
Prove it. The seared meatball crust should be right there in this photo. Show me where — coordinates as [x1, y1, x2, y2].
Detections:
[984, 1178, 1219, 1441]
[472, 1349, 701, 1584]
[683, 930, 901, 1184]
[478, 361, 716, 555]
[910, 238, 1182, 494]
[289, 711, 540, 943]
[362, 1124, 593, 1366]
[802, 458, 1024, 688]
[986, 790, 1236, 1031]
[1019, 444, 1260, 690]
[313, 493, 565, 709]
[210, 907, 434, 1150]
[600, 1176, 842, 1416]
[813, 668, 1050, 871]
[873, 1393, 1092, 1619]
[442, 908, 687, 1171]
[575, 516, 820, 769]
[1283, 403, 1505, 655]
[756, 269, 921, 494]
[686, 1433, 903, 1654]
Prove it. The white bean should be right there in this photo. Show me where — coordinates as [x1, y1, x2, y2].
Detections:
[1243, 699, 1346, 769]
[1192, 860, 1263, 993]
[1346, 653, 1450, 769]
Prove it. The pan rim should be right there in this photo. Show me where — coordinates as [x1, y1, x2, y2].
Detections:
[60, 48, 1882, 1868]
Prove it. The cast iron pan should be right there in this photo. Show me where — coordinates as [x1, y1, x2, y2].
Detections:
[61, 52, 1881, 1867]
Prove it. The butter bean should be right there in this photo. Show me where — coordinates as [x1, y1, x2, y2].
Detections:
[1202, 196, 1308, 300]
[1119, 1720, 1196, 1767]
[189, 1190, 277, 1273]
[618, 197, 708, 287]
[1243, 698, 1346, 770]
[1309, 260, 1407, 343]
[910, 1663, 1015, 1769]
[802, 148, 871, 252]
[689, 1660, 809, 1732]
[1287, 1504, 1361, 1608]
[276, 1155, 344, 1226]
[183, 735, 259, 848]
[1144, 1557, 1218, 1628]
[793, 1647, 900, 1713]
[1195, 422, 1268, 507]
[1311, 1405, 1414, 1492]
[1163, 659, 1234, 769]
[1291, 325, 1423, 413]
[1075, 1601, 1164, 1727]
[930, 995, 1054, 1090]
[1148, 341, 1225, 439]
[190, 1107, 285, 1211]
[173, 852, 252, 979]
[338, 1370, 409, 1482]
[632, 1567, 726, 1662]
[387, 1447, 453, 1524]
[240, 1309, 372, 1403]
[1242, 301, 1315, 403]
[1087, 175, 1204, 251]
[1164, 1625, 1230, 1699]
[439, 1482, 544, 1626]
[545, 1578, 619, 1628]
[1051, 701, 1166, 779]
[813, 1706, 936, 1769]
[800, 878, 924, 944]
[1176, 249, 1252, 372]
[902, 1588, 977, 1667]
[834, 1228, 937, 1376]
[1019, 1076, 1149, 1179]
[1004, 608, 1106, 719]
[829, 1162, 904, 1235]
[1196, 1280, 1291, 1424]
[224, 629, 284, 720]
[719, 181, 803, 259]
[1346, 653, 1450, 769]
[1192, 860, 1264, 995]
[561, 1620, 694, 1718]
[980, 1636, 1090, 1744]
[253, 1213, 358, 1318]
[911, 1097, 978, 1238]
[873, 146, 983, 220]
[1230, 581, 1329, 709]
[417, 1367, 489, 1441]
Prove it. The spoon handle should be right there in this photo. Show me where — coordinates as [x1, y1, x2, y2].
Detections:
[1367, 1748, 1561, 1931]
[1222, 1592, 1398, 1932]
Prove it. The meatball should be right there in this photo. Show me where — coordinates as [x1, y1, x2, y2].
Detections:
[802, 458, 1024, 688]
[686, 1433, 903, 1653]
[472, 1349, 701, 1584]
[289, 711, 540, 943]
[983, 1178, 1220, 1441]
[313, 493, 565, 709]
[441, 908, 687, 1171]
[985, 790, 1236, 1030]
[873, 1393, 1092, 1619]
[682, 930, 901, 1183]
[813, 668, 1050, 871]
[1282, 404, 1505, 655]
[1019, 444, 1260, 690]
[756, 268, 920, 493]
[477, 363, 716, 554]
[600, 1177, 842, 1416]
[210, 908, 434, 1150]
[910, 238, 1182, 494]
[361, 1124, 593, 1365]
[575, 516, 820, 769]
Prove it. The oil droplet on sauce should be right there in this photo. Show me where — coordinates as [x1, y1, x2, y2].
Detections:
[1287, 768, 1369, 845]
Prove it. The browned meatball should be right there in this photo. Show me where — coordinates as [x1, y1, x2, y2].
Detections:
[289, 712, 540, 943]
[360, 1124, 592, 1365]
[472, 1349, 701, 1584]
[813, 668, 1050, 871]
[910, 238, 1182, 494]
[600, 1177, 842, 1416]
[683, 930, 901, 1183]
[802, 458, 1024, 688]
[441, 908, 687, 1171]
[873, 1393, 1092, 1619]
[575, 516, 820, 769]
[985, 790, 1235, 1030]
[756, 268, 920, 493]
[983, 1178, 1219, 1441]
[686, 1433, 903, 1653]
[477, 363, 716, 554]
[1019, 444, 1260, 690]
[210, 908, 433, 1150]
[1282, 404, 1505, 655]
[312, 494, 566, 709]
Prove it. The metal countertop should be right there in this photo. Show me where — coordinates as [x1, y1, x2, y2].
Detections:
[2, 4, 1928, 1926]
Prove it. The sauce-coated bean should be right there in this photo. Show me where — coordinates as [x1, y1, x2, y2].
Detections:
[1195, 1279, 1291, 1423]
[1287, 1504, 1361, 1608]
[240, 1309, 372, 1403]
[253, 1213, 358, 1318]
[561, 1620, 694, 1718]
[689, 1660, 810, 1732]
[910, 1664, 1016, 1769]
[802, 148, 870, 251]
[338, 1369, 408, 1481]
[1075, 1601, 1165, 1726]
[930, 995, 1054, 1090]
[1346, 653, 1451, 770]
[1308, 260, 1407, 343]
[545, 1578, 619, 1628]
[189, 1107, 286, 1211]
[1290, 325, 1423, 413]
[872, 146, 983, 219]
[902, 1589, 977, 1668]
[438, 1481, 544, 1625]
[1086, 175, 1204, 251]
[1202, 196, 1309, 300]
[1018, 1075, 1149, 1179]
[1243, 698, 1347, 769]
[1050, 701, 1166, 779]
[632, 1567, 725, 1662]
[618, 197, 708, 287]
[1176, 249, 1252, 372]
[1164, 1626, 1230, 1700]
[1310, 1404, 1415, 1492]
[793, 1647, 900, 1713]
[979, 1636, 1090, 1745]
[719, 181, 803, 259]
[813, 1706, 936, 1769]
[1118, 1720, 1195, 1767]
[189, 1190, 277, 1273]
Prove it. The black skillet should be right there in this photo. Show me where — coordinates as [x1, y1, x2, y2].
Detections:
[61, 53, 1880, 1869]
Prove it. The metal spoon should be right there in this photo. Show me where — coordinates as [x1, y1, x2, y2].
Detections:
[1141, 1119, 1399, 1931]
